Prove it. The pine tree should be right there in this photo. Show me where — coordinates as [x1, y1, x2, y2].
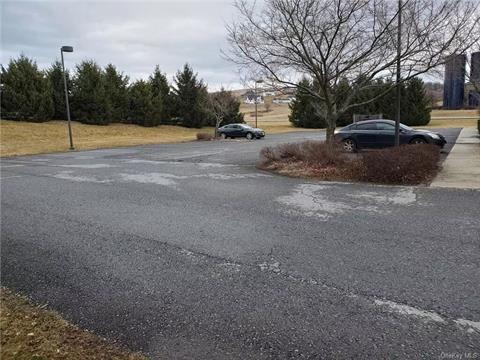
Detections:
[1, 55, 54, 121]
[71, 60, 110, 125]
[127, 80, 156, 126]
[289, 79, 326, 128]
[403, 78, 431, 126]
[46, 60, 70, 120]
[149, 66, 171, 124]
[104, 64, 129, 123]
[172, 64, 208, 128]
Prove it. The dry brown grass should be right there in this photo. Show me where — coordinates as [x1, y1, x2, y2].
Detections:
[0, 120, 216, 157]
[0, 118, 312, 157]
[430, 109, 478, 118]
[420, 118, 478, 128]
[240, 103, 291, 124]
[0, 287, 147, 360]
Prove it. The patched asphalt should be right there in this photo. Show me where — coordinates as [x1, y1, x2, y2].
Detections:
[1, 128, 479, 359]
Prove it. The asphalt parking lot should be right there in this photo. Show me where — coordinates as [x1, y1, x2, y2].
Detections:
[1, 129, 479, 359]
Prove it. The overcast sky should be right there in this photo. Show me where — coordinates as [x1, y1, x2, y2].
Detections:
[1, 0, 245, 90]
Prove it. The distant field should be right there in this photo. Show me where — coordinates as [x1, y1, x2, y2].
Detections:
[241, 103, 479, 128]
[241, 103, 291, 125]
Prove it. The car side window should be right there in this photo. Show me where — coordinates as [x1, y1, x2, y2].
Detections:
[356, 123, 377, 130]
[377, 123, 395, 131]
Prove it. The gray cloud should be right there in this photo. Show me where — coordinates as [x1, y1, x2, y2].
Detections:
[1, 0, 243, 90]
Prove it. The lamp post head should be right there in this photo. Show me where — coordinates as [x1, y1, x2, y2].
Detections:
[61, 46, 73, 52]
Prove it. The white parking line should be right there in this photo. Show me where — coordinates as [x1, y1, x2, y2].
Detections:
[0, 175, 25, 180]
[1, 164, 24, 168]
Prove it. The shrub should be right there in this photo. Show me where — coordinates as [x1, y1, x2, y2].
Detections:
[258, 141, 440, 185]
[260, 141, 347, 166]
[358, 144, 440, 184]
[196, 132, 215, 141]
[258, 141, 354, 179]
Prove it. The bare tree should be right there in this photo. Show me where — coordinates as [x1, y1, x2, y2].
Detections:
[225, 0, 480, 141]
[207, 88, 243, 137]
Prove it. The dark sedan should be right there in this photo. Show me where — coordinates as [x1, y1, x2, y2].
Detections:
[218, 124, 265, 140]
[334, 119, 446, 152]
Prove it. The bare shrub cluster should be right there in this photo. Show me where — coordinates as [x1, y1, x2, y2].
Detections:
[258, 141, 440, 185]
[196, 132, 216, 141]
[258, 141, 355, 180]
[358, 144, 441, 184]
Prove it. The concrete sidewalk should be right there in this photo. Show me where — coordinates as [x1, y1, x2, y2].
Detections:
[431, 127, 480, 189]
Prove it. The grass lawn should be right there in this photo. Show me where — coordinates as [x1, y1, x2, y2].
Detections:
[0, 119, 309, 157]
[0, 120, 217, 157]
[1, 107, 477, 157]
[0, 288, 146, 360]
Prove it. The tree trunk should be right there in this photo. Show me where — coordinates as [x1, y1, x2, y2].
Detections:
[325, 112, 336, 144]
[215, 118, 221, 138]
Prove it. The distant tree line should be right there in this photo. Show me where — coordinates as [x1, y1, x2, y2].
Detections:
[289, 77, 431, 128]
[0, 55, 243, 128]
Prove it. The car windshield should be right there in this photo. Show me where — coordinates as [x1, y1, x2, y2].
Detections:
[400, 123, 414, 131]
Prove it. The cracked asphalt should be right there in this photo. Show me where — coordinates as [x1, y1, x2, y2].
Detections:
[1, 129, 479, 359]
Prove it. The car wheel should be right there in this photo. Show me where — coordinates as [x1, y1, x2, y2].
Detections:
[220, 133, 227, 139]
[246, 132, 253, 140]
[410, 137, 426, 144]
[342, 138, 356, 152]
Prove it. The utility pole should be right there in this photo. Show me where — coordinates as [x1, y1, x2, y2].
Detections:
[61, 46, 74, 150]
[395, 0, 402, 146]
[254, 79, 263, 128]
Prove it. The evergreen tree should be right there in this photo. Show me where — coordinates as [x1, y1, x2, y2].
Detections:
[46, 60, 71, 120]
[127, 80, 156, 126]
[335, 78, 430, 126]
[172, 64, 208, 128]
[294, 76, 430, 128]
[104, 64, 129, 123]
[403, 78, 431, 126]
[71, 60, 110, 125]
[149, 65, 171, 124]
[1, 55, 53, 121]
[289, 79, 326, 128]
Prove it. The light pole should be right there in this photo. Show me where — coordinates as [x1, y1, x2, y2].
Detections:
[61, 46, 74, 150]
[254, 79, 263, 128]
[394, 0, 402, 146]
